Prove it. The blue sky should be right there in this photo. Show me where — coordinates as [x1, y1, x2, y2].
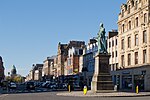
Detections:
[0, 0, 126, 76]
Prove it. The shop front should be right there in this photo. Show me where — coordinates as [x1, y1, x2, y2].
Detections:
[122, 75, 132, 90]
[111, 66, 150, 91]
[134, 75, 144, 91]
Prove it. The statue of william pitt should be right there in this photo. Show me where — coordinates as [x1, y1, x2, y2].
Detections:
[96, 23, 107, 54]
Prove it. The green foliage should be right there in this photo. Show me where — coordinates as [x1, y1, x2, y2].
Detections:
[5, 75, 23, 83]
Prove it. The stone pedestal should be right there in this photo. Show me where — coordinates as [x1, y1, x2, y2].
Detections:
[91, 53, 114, 92]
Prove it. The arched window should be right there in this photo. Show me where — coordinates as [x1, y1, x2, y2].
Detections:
[128, 53, 131, 66]
[131, 0, 134, 6]
[144, 13, 147, 23]
[135, 52, 138, 64]
[128, 5, 131, 14]
[121, 55, 125, 67]
[121, 39, 125, 50]
[135, 34, 138, 46]
[128, 21, 131, 30]
[122, 9, 124, 17]
[135, 17, 138, 27]
[143, 30, 147, 43]
[128, 37, 131, 48]
[122, 24, 125, 33]
[143, 50, 147, 63]
[135, 1, 138, 9]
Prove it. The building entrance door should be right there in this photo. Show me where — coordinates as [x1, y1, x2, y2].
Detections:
[134, 75, 144, 91]
[122, 75, 132, 90]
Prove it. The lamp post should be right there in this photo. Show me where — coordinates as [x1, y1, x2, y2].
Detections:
[7, 72, 10, 93]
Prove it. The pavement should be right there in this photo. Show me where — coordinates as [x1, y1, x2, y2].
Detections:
[1, 87, 150, 97]
[57, 90, 150, 97]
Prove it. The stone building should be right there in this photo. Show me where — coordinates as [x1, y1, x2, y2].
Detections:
[107, 30, 118, 71]
[82, 39, 97, 88]
[112, 0, 150, 91]
[33, 64, 43, 81]
[26, 64, 43, 81]
[28, 69, 34, 81]
[0, 56, 4, 82]
[42, 56, 56, 81]
[57, 42, 68, 76]
[66, 41, 85, 75]
[57, 41, 85, 77]
[53, 56, 58, 78]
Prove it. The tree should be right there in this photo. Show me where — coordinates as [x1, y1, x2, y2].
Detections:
[5, 75, 23, 83]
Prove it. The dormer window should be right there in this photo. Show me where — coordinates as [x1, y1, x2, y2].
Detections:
[122, 9, 124, 17]
[128, 5, 130, 14]
[135, 1, 138, 9]
[131, 0, 134, 7]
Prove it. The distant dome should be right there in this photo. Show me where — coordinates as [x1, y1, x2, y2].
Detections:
[11, 65, 17, 75]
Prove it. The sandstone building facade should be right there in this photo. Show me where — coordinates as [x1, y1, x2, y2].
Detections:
[111, 0, 150, 91]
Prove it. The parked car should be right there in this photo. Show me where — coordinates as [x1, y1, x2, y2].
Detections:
[49, 83, 58, 89]
[42, 82, 50, 88]
[26, 81, 35, 90]
[9, 82, 17, 89]
[73, 82, 80, 90]
[60, 83, 67, 89]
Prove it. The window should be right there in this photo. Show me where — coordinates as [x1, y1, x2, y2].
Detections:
[116, 51, 117, 57]
[131, 0, 134, 7]
[128, 5, 130, 14]
[122, 24, 125, 33]
[116, 63, 118, 70]
[128, 53, 131, 66]
[128, 37, 131, 48]
[121, 55, 125, 67]
[75, 50, 78, 55]
[112, 52, 114, 58]
[143, 50, 147, 63]
[135, 52, 138, 64]
[112, 40, 114, 47]
[122, 10, 124, 17]
[135, 17, 138, 27]
[135, 1, 138, 9]
[79, 49, 83, 55]
[116, 39, 117, 45]
[143, 30, 147, 43]
[135, 34, 138, 46]
[129, 21, 131, 30]
[109, 41, 111, 47]
[68, 59, 71, 66]
[112, 64, 115, 71]
[121, 39, 125, 50]
[144, 13, 147, 23]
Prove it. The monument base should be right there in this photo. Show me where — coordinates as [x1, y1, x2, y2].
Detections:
[91, 53, 114, 92]
[91, 74, 114, 92]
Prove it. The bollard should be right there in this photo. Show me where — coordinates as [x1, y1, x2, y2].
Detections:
[83, 86, 87, 95]
[136, 85, 139, 94]
[114, 85, 117, 92]
[68, 85, 71, 92]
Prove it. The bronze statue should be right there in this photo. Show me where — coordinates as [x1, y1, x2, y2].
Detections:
[96, 23, 107, 53]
